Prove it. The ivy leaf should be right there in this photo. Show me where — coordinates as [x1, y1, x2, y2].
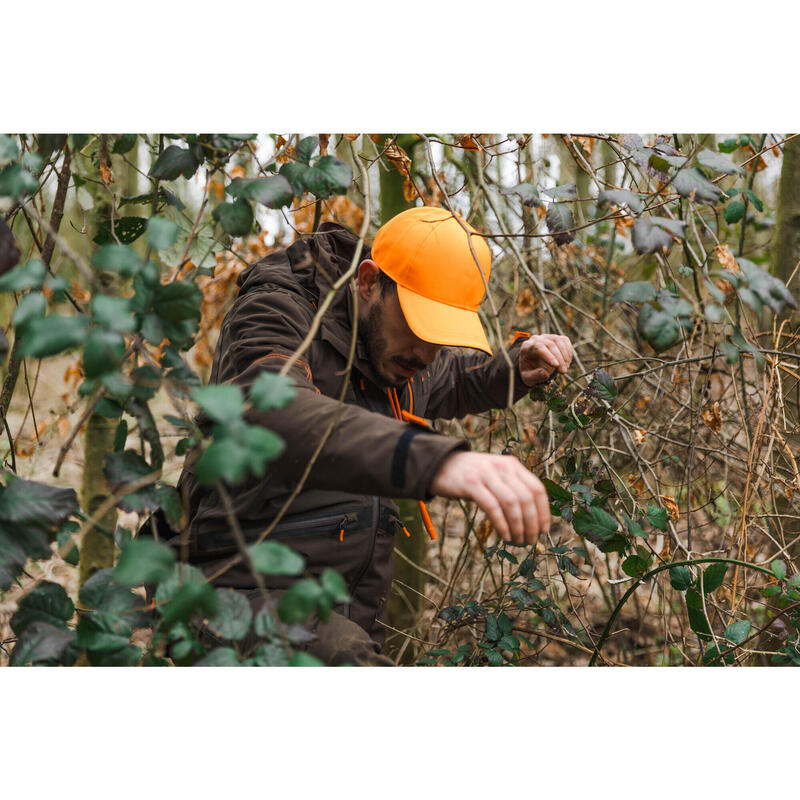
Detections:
[277, 579, 324, 625]
[10, 581, 74, 636]
[149, 145, 200, 181]
[632, 217, 673, 254]
[160, 581, 219, 630]
[0, 258, 47, 291]
[12, 291, 46, 334]
[17, 314, 89, 358]
[673, 167, 724, 205]
[596, 189, 643, 214]
[248, 540, 305, 575]
[82, 329, 126, 379]
[500, 182, 541, 207]
[312, 156, 352, 197]
[192, 384, 245, 425]
[279, 162, 315, 195]
[696, 148, 743, 176]
[542, 183, 577, 201]
[153, 281, 203, 322]
[669, 565, 694, 591]
[92, 244, 142, 277]
[546, 203, 575, 246]
[10, 621, 75, 666]
[207, 588, 252, 641]
[93, 216, 148, 246]
[227, 175, 294, 208]
[91, 295, 136, 332]
[146, 216, 179, 250]
[212, 198, 253, 237]
[701, 562, 728, 594]
[250, 371, 296, 411]
[611, 281, 656, 304]
[295, 136, 319, 165]
[114, 537, 176, 585]
[194, 438, 251, 486]
[723, 619, 751, 644]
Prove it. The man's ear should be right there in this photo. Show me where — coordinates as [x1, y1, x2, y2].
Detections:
[356, 259, 380, 302]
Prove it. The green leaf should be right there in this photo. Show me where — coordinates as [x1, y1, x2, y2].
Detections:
[632, 217, 673, 254]
[486, 648, 503, 666]
[622, 555, 649, 578]
[289, 652, 324, 667]
[541, 478, 572, 504]
[651, 217, 687, 240]
[12, 291, 46, 333]
[192, 384, 245, 425]
[718, 137, 740, 154]
[10, 621, 75, 666]
[772, 559, 787, 580]
[196, 647, 242, 666]
[723, 619, 751, 644]
[227, 175, 294, 208]
[295, 136, 318, 165]
[207, 588, 252, 641]
[88, 644, 142, 667]
[572, 506, 619, 546]
[10, 581, 74, 636]
[611, 281, 656, 304]
[82, 329, 126, 379]
[103, 450, 158, 512]
[250, 371, 296, 411]
[546, 202, 575, 246]
[78, 570, 150, 624]
[500, 182, 541, 207]
[17, 314, 88, 358]
[596, 189, 643, 214]
[646, 503, 668, 531]
[152, 281, 203, 322]
[701, 562, 728, 594]
[149, 145, 200, 181]
[92, 244, 142, 277]
[744, 188, 763, 212]
[673, 167, 724, 205]
[320, 568, 349, 604]
[485, 614, 501, 642]
[194, 438, 251, 486]
[0, 134, 20, 163]
[115, 538, 176, 585]
[113, 134, 137, 155]
[160, 581, 219, 629]
[279, 162, 314, 195]
[146, 216, 179, 250]
[725, 200, 745, 224]
[312, 155, 352, 197]
[702, 643, 734, 666]
[277, 579, 324, 625]
[0, 258, 47, 291]
[93, 216, 148, 246]
[696, 148, 743, 176]
[705, 303, 725, 323]
[638, 303, 684, 353]
[669, 565, 694, 591]
[588, 368, 617, 401]
[212, 198, 253, 237]
[0, 164, 38, 198]
[247, 540, 305, 575]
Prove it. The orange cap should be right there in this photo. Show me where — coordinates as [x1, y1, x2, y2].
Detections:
[372, 207, 492, 355]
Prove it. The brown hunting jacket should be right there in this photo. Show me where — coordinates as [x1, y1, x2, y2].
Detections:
[180, 222, 530, 555]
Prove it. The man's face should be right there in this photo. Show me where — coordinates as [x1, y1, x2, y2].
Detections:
[360, 277, 442, 388]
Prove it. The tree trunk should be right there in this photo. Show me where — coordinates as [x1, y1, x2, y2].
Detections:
[772, 134, 800, 287]
[377, 135, 429, 663]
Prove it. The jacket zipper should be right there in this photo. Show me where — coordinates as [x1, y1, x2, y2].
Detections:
[347, 496, 380, 599]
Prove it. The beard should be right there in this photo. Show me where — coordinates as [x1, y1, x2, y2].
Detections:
[361, 300, 395, 387]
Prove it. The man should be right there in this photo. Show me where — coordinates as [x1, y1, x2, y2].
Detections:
[178, 206, 573, 664]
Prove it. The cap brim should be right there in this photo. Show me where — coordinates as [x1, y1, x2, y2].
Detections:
[397, 284, 493, 355]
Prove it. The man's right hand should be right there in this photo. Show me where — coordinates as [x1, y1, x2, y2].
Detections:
[429, 451, 551, 546]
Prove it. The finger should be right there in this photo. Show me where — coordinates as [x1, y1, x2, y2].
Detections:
[555, 336, 574, 372]
[511, 465, 550, 544]
[467, 480, 512, 542]
[482, 470, 527, 544]
[503, 472, 541, 545]
[529, 338, 561, 368]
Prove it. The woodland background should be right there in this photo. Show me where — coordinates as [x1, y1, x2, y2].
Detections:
[1, 132, 800, 667]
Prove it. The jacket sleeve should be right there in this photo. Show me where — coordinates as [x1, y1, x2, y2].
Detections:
[423, 337, 532, 420]
[214, 288, 469, 499]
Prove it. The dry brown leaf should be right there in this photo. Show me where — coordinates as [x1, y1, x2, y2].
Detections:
[565, 306, 573, 328]
[661, 495, 679, 522]
[368, 134, 382, 143]
[318, 134, 330, 156]
[476, 518, 493, 549]
[402, 176, 417, 204]
[716, 278, 736, 305]
[615, 215, 634, 237]
[535, 205, 547, 220]
[574, 135, 594, 156]
[658, 536, 671, 560]
[459, 135, 480, 151]
[786, 486, 794, 500]
[276, 136, 292, 164]
[384, 140, 412, 178]
[57, 417, 70, 439]
[99, 161, 114, 186]
[516, 287, 536, 315]
[633, 429, 647, 445]
[715, 243, 739, 273]
[522, 425, 536, 444]
[635, 394, 651, 411]
[627, 473, 645, 496]
[701, 400, 722, 433]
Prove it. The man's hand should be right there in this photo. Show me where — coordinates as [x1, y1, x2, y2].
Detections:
[429, 451, 551, 546]
[518, 334, 574, 386]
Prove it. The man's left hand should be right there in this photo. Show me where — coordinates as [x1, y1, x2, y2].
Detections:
[518, 334, 574, 386]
